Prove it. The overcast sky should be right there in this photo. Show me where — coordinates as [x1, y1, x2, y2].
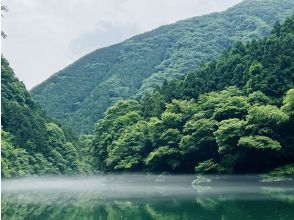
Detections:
[2, 0, 242, 89]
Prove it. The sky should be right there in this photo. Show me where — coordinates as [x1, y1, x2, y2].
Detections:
[1, 0, 242, 89]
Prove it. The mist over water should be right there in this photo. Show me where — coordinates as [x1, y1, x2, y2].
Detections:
[2, 175, 294, 219]
[2, 174, 293, 194]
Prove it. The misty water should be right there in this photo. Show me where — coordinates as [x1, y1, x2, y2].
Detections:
[2, 175, 294, 220]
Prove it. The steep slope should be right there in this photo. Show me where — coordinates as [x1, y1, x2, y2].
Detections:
[1, 57, 84, 177]
[31, 0, 294, 134]
[92, 15, 294, 174]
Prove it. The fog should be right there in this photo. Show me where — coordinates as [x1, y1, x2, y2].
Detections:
[2, 175, 293, 201]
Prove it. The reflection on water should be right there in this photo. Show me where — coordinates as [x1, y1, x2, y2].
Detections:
[2, 175, 294, 220]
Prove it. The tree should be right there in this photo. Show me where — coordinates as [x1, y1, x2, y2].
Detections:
[246, 105, 289, 135]
[238, 135, 281, 150]
[92, 100, 143, 170]
[106, 120, 149, 171]
[145, 146, 181, 172]
[195, 159, 223, 174]
[180, 118, 218, 169]
[1, 131, 32, 177]
[281, 89, 294, 116]
[214, 119, 245, 154]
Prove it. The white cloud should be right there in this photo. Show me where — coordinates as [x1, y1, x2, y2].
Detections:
[1, 0, 241, 89]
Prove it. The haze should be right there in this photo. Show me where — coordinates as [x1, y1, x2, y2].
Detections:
[1, 0, 242, 89]
[3, 175, 291, 199]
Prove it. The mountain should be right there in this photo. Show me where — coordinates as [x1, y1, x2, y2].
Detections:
[92, 15, 294, 174]
[31, 0, 294, 134]
[1, 57, 88, 177]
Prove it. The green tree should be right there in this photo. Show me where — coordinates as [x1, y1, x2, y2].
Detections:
[106, 120, 149, 170]
[145, 146, 181, 171]
[93, 100, 143, 170]
[281, 88, 294, 116]
[214, 119, 245, 154]
[246, 105, 289, 135]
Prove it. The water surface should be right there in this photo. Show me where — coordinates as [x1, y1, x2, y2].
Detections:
[2, 175, 294, 220]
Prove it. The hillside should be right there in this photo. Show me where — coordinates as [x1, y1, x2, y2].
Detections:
[31, 0, 294, 134]
[92, 15, 294, 174]
[1, 57, 89, 177]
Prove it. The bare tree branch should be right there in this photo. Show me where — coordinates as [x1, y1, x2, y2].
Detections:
[1, 4, 8, 12]
[1, 31, 7, 39]
[1, 4, 8, 38]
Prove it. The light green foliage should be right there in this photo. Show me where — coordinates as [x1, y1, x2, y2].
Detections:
[1, 131, 33, 178]
[46, 123, 66, 143]
[261, 164, 294, 182]
[161, 99, 197, 128]
[147, 117, 165, 147]
[195, 159, 223, 174]
[282, 88, 294, 116]
[145, 146, 181, 171]
[1, 130, 59, 178]
[195, 87, 246, 120]
[181, 118, 217, 155]
[45, 123, 81, 174]
[179, 135, 195, 154]
[166, 99, 197, 119]
[161, 111, 183, 128]
[214, 96, 249, 121]
[93, 100, 143, 170]
[246, 105, 289, 134]
[106, 121, 149, 170]
[248, 91, 271, 106]
[160, 128, 182, 147]
[31, 0, 294, 134]
[214, 119, 245, 154]
[238, 135, 281, 150]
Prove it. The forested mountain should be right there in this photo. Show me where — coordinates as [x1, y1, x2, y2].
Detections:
[31, 0, 294, 134]
[1, 57, 91, 177]
[92, 15, 294, 174]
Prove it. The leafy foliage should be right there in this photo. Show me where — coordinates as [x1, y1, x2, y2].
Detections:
[92, 15, 294, 174]
[195, 159, 224, 174]
[260, 164, 294, 182]
[1, 57, 89, 177]
[281, 89, 294, 116]
[238, 136, 281, 150]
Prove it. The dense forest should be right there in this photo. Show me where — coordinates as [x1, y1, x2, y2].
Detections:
[1, 3, 294, 178]
[1, 57, 93, 177]
[92, 15, 294, 175]
[31, 0, 294, 134]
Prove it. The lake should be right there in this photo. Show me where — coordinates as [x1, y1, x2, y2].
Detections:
[2, 175, 294, 220]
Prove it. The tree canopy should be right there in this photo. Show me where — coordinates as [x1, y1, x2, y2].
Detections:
[92, 15, 294, 174]
[1, 57, 91, 177]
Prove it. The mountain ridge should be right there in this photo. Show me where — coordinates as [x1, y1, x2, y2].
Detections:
[31, 0, 294, 134]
